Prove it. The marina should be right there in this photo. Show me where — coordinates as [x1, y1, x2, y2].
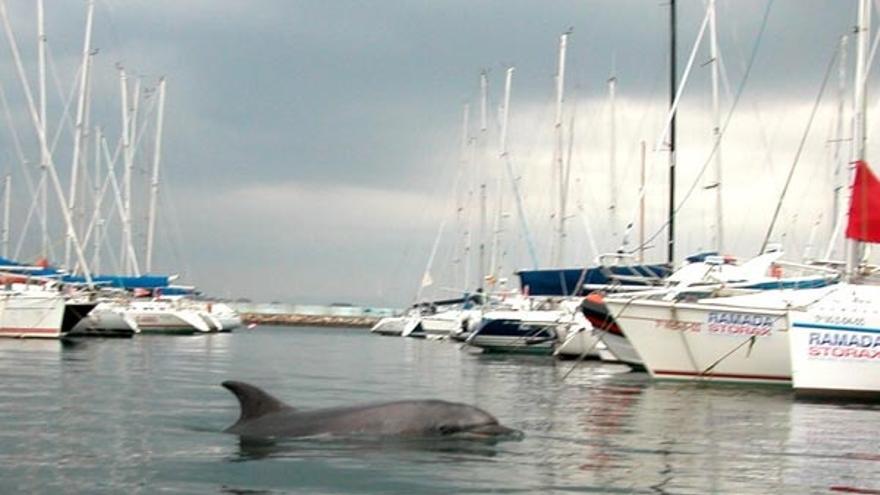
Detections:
[0, 0, 877, 493]
[1, 326, 878, 495]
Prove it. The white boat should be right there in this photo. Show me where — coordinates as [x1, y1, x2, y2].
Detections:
[580, 293, 646, 369]
[69, 301, 137, 337]
[418, 308, 481, 338]
[788, 283, 880, 399]
[0, 284, 95, 338]
[122, 298, 216, 334]
[466, 309, 566, 354]
[587, 251, 836, 371]
[554, 307, 602, 360]
[187, 301, 242, 332]
[370, 314, 421, 337]
[604, 294, 793, 383]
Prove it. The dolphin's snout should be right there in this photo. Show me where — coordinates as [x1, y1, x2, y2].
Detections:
[461, 423, 524, 440]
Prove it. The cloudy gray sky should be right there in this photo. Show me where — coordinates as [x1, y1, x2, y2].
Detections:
[0, 1, 871, 306]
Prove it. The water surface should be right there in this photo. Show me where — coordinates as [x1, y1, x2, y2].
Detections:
[0, 326, 876, 494]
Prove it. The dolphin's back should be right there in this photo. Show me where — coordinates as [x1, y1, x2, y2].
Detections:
[222, 382, 503, 438]
[222, 380, 293, 430]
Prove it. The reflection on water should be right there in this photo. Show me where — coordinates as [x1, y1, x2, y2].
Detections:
[0, 326, 877, 494]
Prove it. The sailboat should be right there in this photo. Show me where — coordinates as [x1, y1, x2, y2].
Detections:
[786, 0, 880, 400]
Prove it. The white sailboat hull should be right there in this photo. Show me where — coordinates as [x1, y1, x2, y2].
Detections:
[0, 291, 67, 339]
[370, 316, 419, 336]
[605, 298, 791, 383]
[789, 284, 880, 399]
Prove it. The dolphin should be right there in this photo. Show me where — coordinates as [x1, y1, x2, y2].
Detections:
[222, 381, 521, 440]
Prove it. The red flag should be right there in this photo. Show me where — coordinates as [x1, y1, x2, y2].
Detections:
[846, 160, 880, 243]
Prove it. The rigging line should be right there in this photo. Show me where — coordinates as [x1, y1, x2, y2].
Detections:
[0, 80, 38, 197]
[561, 329, 603, 381]
[45, 42, 83, 153]
[631, 0, 776, 255]
[699, 335, 758, 376]
[759, 46, 838, 254]
[13, 174, 46, 259]
[617, 6, 712, 255]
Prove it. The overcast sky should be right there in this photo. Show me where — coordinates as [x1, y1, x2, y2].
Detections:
[0, 1, 872, 306]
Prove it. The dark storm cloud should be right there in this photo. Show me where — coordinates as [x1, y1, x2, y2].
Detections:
[0, 1, 867, 304]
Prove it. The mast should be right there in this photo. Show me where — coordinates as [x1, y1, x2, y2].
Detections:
[92, 126, 102, 273]
[639, 141, 646, 263]
[608, 58, 618, 241]
[461, 103, 473, 291]
[119, 68, 131, 274]
[667, 0, 677, 265]
[490, 67, 514, 283]
[825, 35, 849, 259]
[0, 0, 92, 282]
[478, 70, 488, 290]
[708, 0, 723, 253]
[2, 174, 9, 258]
[65, 0, 95, 269]
[554, 30, 570, 266]
[37, 0, 48, 259]
[146, 77, 166, 273]
[847, 0, 870, 277]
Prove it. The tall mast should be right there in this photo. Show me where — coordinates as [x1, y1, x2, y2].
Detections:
[478, 70, 488, 290]
[490, 67, 514, 282]
[708, 0, 723, 253]
[608, 58, 618, 241]
[460, 103, 473, 290]
[0, 0, 92, 283]
[825, 35, 849, 260]
[667, 0, 677, 265]
[145, 77, 166, 273]
[37, 0, 48, 259]
[65, 0, 95, 269]
[847, 0, 870, 277]
[119, 68, 131, 274]
[2, 174, 9, 258]
[639, 141, 646, 263]
[554, 31, 569, 266]
[92, 126, 102, 273]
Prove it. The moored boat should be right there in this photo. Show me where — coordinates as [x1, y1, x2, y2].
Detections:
[0, 284, 95, 339]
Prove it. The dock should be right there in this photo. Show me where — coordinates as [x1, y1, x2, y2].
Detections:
[232, 302, 398, 328]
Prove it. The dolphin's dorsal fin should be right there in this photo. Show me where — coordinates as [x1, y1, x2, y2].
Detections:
[222, 381, 293, 425]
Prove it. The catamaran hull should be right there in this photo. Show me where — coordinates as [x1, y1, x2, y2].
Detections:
[0, 293, 91, 339]
[605, 298, 791, 384]
[788, 284, 880, 401]
[128, 311, 212, 334]
[69, 306, 136, 337]
[370, 316, 420, 337]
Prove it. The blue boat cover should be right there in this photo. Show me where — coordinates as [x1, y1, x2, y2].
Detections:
[516, 264, 671, 296]
[0, 256, 172, 289]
